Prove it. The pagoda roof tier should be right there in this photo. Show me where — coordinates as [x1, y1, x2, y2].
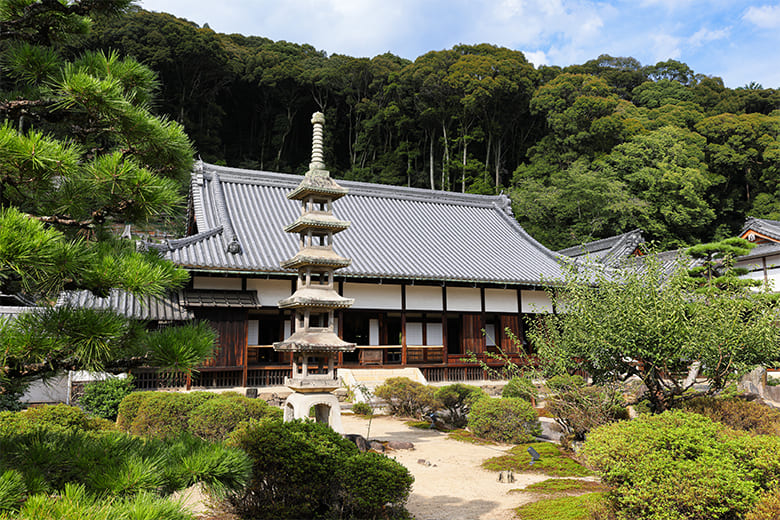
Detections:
[274, 330, 356, 352]
[284, 213, 350, 233]
[278, 287, 354, 309]
[281, 248, 351, 270]
[287, 172, 348, 201]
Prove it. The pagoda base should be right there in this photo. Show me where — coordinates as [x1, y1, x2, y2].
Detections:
[282, 391, 344, 433]
[284, 376, 340, 392]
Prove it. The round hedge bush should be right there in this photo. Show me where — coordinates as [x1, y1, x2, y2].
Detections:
[124, 392, 216, 438]
[0, 405, 112, 435]
[467, 397, 541, 443]
[188, 392, 281, 441]
[339, 452, 414, 518]
[501, 377, 538, 403]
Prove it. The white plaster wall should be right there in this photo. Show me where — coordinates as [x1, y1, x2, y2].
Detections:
[736, 258, 763, 271]
[246, 278, 294, 307]
[446, 287, 481, 312]
[485, 288, 518, 313]
[406, 285, 443, 311]
[21, 374, 68, 404]
[343, 283, 401, 309]
[248, 319, 259, 345]
[427, 322, 443, 345]
[193, 276, 242, 291]
[485, 323, 497, 346]
[369, 319, 380, 345]
[406, 322, 423, 345]
[521, 290, 553, 313]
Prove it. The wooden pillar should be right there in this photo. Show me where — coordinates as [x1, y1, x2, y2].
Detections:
[242, 318, 249, 387]
[401, 284, 407, 365]
[441, 284, 448, 366]
[480, 287, 487, 354]
[337, 281, 344, 366]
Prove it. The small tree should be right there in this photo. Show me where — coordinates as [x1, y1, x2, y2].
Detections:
[530, 253, 780, 412]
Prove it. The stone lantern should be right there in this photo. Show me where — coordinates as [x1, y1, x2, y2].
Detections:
[273, 112, 356, 432]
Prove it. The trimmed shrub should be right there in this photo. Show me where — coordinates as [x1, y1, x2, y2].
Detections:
[545, 374, 586, 392]
[434, 383, 486, 428]
[374, 377, 440, 419]
[227, 419, 413, 519]
[502, 377, 538, 403]
[127, 392, 215, 438]
[351, 401, 372, 416]
[79, 376, 135, 421]
[116, 391, 152, 432]
[188, 392, 281, 441]
[747, 488, 780, 520]
[468, 397, 541, 443]
[583, 410, 780, 520]
[339, 452, 414, 519]
[547, 383, 627, 442]
[0, 405, 111, 435]
[680, 396, 780, 436]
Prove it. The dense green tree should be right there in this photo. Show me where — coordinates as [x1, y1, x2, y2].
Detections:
[0, 0, 216, 403]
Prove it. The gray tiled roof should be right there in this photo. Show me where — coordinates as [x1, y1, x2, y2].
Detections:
[154, 163, 567, 286]
[741, 217, 780, 243]
[58, 290, 193, 321]
[183, 290, 259, 308]
[558, 229, 645, 266]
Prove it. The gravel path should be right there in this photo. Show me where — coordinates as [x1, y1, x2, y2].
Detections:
[341, 414, 548, 520]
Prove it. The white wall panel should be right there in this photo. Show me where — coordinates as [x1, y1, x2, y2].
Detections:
[369, 319, 380, 345]
[248, 320, 259, 345]
[485, 288, 518, 313]
[405, 285, 442, 311]
[343, 283, 401, 309]
[485, 323, 497, 346]
[446, 287, 481, 312]
[427, 322, 443, 345]
[246, 279, 293, 307]
[406, 322, 423, 345]
[521, 290, 553, 313]
[192, 276, 242, 290]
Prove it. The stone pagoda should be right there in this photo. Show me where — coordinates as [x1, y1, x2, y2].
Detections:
[273, 112, 355, 432]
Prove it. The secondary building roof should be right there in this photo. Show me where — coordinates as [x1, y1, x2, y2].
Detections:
[558, 229, 645, 266]
[148, 162, 567, 286]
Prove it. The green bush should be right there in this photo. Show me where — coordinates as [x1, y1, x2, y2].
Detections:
[374, 377, 440, 419]
[502, 377, 538, 403]
[468, 397, 541, 443]
[0, 405, 112, 435]
[547, 383, 627, 442]
[545, 374, 586, 392]
[351, 401, 372, 416]
[583, 410, 780, 520]
[680, 396, 780, 435]
[79, 375, 135, 421]
[188, 392, 281, 441]
[127, 392, 215, 438]
[227, 419, 412, 519]
[434, 383, 486, 428]
[747, 488, 780, 520]
[116, 391, 152, 431]
[339, 452, 414, 519]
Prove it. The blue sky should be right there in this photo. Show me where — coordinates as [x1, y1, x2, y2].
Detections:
[138, 0, 780, 88]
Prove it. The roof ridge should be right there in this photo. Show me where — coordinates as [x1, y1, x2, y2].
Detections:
[558, 229, 643, 256]
[144, 226, 224, 253]
[490, 200, 567, 266]
[211, 172, 242, 254]
[200, 163, 507, 208]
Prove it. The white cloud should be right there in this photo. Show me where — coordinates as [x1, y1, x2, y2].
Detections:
[650, 33, 682, 61]
[688, 27, 730, 47]
[523, 50, 548, 66]
[743, 4, 780, 28]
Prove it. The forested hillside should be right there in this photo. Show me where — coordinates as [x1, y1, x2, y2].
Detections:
[87, 9, 780, 250]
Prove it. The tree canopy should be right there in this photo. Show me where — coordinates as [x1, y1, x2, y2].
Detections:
[0, 0, 215, 404]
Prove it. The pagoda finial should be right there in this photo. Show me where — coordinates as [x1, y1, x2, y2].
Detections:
[309, 112, 326, 173]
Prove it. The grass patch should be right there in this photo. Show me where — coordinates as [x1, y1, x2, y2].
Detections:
[516, 492, 605, 520]
[447, 429, 496, 445]
[405, 420, 434, 429]
[515, 478, 606, 495]
[482, 442, 594, 477]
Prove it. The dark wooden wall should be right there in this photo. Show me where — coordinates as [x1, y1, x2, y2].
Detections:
[500, 315, 521, 352]
[194, 308, 248, 368]
[462, 313, 483, 354]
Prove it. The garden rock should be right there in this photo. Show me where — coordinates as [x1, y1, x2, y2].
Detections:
[387, 441, 415, 450]
[343, 434, 369, 452]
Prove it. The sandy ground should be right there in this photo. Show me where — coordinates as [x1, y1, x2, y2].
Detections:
[341, 414, 548, 520]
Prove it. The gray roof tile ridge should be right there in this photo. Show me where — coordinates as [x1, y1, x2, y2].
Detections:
[602, 230, 645, 266]
[490, 200, 568, 267]
[741, 216, 780, 240]
[558, 229, 644, 256]
[210, 172, 243, 254]
[201, 162, 507, 208]
[146, 226, 224, 253]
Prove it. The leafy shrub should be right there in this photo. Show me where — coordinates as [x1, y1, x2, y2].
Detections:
[116, 391, 152, 431]
[79, 375, 135, 420]
[747, 488, 780, 520]
[0, 470, 25, 514]
[547, 383, 627, 442]
[680, 396, 780, 435]
[468, 397, 541, 443]
[351, 401, 372, 415]
[434, 383, 486, 428]
[126, 392, 215, 438]
[545, 374, 586, 392]
[502, 377, 538, 403]
[227, 419, 412, 519]
[0, 405, 111, 435]
[188, 392, 281, 441]
[339, 452, 414, 519]
[374, 377, 440, 419]
[583, 410, 780, 520]
[483, 442, 594, 477]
